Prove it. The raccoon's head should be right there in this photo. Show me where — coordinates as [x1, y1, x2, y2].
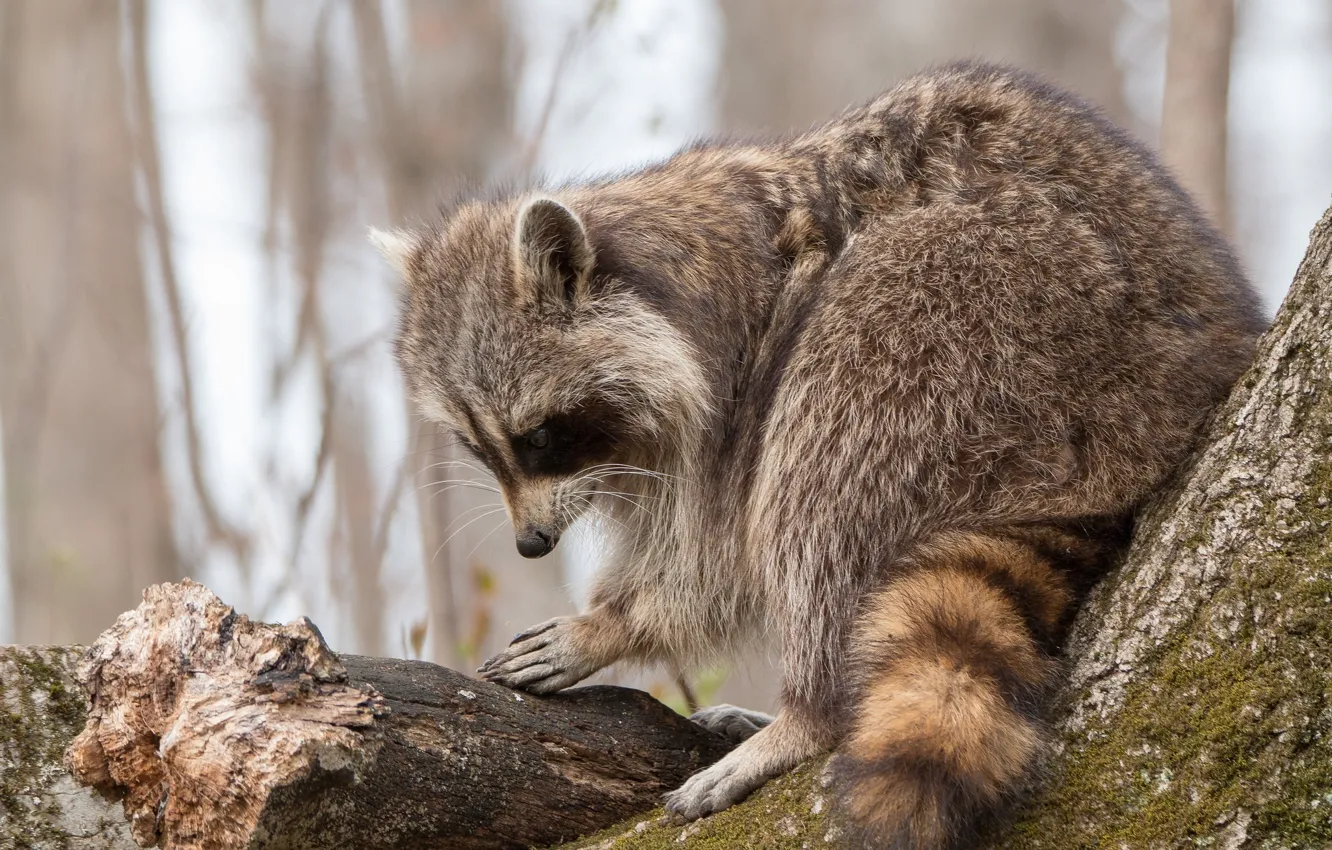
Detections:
[374, 195, 710, 559]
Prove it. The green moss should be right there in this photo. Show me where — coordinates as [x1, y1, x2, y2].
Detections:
[994, 428, 1332, 848]
[551, 759, 831, 849]
[0, 646, 88, 850]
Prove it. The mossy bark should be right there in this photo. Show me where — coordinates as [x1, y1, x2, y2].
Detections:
[0, 645, 136, 849]
[555, 204, 1332, 848]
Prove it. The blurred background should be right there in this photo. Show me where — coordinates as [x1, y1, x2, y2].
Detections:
[1, 0, 1329, 712]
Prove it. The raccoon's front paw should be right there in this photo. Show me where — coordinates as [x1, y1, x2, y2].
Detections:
[478, 616, 600, 695]
[690, 704, 774, 744]
[663, 748, 775, 821]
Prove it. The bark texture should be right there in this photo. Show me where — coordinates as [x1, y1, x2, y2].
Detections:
[0, 644, 136, 849]
[558, 206, 1332, 848]
[58, 580, 731, 850]
[989, 181, 1332, 849]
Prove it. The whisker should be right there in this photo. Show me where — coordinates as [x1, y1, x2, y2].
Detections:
[578, 463, 682, 489]
[575, 494, 628, 533]
[466, 515, 514, 560]
[591, 489, 656, 516]
[577, 477, 662, 501]
[410, 480, 501, 502]
[439, 501, 505, 532]
[422, 479, 502, 496]
[426, 485, 502, 510]
[419, 459, 494, 478]
[587, 490, 633, 523]
[576, 467, 675, 490]
[429, 506, 509, 564]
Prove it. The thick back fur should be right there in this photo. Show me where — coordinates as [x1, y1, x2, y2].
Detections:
[390, 62, 1265, 848]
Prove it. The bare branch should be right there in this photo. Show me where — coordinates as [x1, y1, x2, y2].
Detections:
[127, 0, 251, 563]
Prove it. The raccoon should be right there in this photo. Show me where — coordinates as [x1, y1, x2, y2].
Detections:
[375, 62, 1265, 848]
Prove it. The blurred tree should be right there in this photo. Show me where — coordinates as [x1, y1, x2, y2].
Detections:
[129, 0, 251, 572]
[1161, 0, 1234, 232]
[0, 0, 178, 643]
[0, 0, 179, 642]
[718, 0, 1131, 137]
[272, 11, 390, 656]
[352, 0, 514, 665]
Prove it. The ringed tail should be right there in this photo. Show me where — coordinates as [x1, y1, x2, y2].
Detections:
[834, 521, 1126, 849]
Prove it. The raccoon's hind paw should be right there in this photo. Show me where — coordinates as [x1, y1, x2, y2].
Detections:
[690, 704, 774, 743]
[664, 756, 763, 821]
[477, 616, 600, 694]
[664, 741, 787, 821]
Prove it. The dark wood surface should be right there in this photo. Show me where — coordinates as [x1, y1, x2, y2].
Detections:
[265, 655, 733, 849]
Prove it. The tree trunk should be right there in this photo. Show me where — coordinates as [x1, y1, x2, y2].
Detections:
[8, 204, 1332, 848]
[985, 169, 1332, 850]
[0, 645, 137, 849]
[0, 0, 178, 645]
[1161, 0, 1234, 232]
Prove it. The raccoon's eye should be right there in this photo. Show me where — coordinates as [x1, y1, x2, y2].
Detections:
[527, 427, 550, 450]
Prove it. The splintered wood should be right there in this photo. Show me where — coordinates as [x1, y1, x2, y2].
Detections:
[64, 580, 385, 849]
[62, 580, 731, 850]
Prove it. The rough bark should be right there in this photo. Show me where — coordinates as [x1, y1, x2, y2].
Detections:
[557, 206, 1332, 848]
[0, 644, 137, 849]
[55, 580, 730, 850]
[987, 176, 1332, 850]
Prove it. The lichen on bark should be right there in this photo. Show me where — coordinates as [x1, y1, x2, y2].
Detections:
[559, 759, 833, 850]
[0, 645, 136, 849]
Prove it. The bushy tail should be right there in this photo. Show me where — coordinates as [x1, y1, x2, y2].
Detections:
[833, 523, 1125, 849]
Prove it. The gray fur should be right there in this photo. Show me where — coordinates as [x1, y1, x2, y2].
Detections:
[689, 704, 775, 743]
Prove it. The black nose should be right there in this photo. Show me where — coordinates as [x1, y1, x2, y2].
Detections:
[516, 527, 557, 558]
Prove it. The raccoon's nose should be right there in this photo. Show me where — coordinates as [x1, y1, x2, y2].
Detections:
[516, 526, 558, 559]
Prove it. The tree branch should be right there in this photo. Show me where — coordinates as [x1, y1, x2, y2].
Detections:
[58, 581, 731, 850]
[127, 0, 250, 564]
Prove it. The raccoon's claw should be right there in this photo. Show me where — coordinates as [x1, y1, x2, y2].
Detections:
[690, 704, 775, 744]
[510, 617, 562, 644]
[488, 664, 586, 694]
[479, 616, 597, 694]
[663, 752, 770, 821]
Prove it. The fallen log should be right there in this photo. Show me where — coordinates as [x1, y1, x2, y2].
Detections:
[58, 580, 731, 850]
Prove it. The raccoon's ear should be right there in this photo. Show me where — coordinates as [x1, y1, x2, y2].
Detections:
[369, 227, 416, 279]
[513, 197, 594, 310]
